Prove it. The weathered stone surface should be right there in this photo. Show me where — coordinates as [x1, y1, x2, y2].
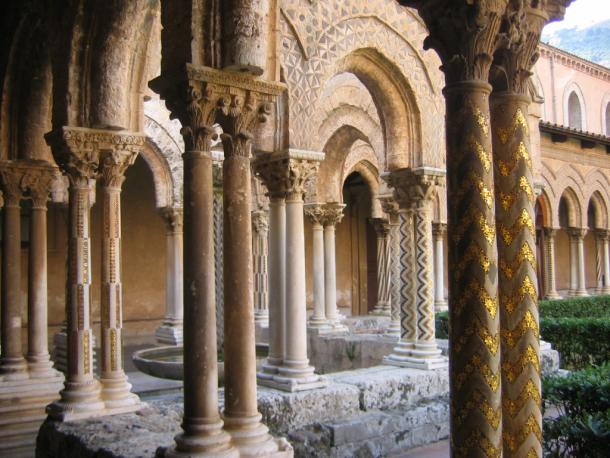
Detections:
[541, 345, 560, 375]
[328, 366, 449, 411]
[257, 383, 361, 435]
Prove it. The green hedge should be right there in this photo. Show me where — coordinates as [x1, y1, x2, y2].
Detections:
[543, 364, 610, 457]
[539, 296, 610, 319]
[540, 318, 610, 370]
[435, 311, 449, 339]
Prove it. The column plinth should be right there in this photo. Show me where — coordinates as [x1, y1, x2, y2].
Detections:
[0, 163, 28, 379]
[98, 148, 142, 413]
[156, 207, 184, 345]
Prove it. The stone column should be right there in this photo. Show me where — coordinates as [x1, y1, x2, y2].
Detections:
[542, 228, 561, 299]
[0, 163, 28, 379]
[98, 147, 142, 413]
[252, 210, 270, 326]
[406, 2, 509, 454]
[380, 198, 401, 336]
[217, 90, 280, 454]
[595, 229, 610, 294]
[370, 218, 392, 316]
[432, 223, 447, 312]
[156, 208, 184, 345]
[45, 127, 105, 419]
[322, 202, 347, 330]
[148, 82, 233, 456]
[568, 228, 588, 297]
[304, 204, 328, 328]
[384, 169, 446, 370]
[26, 165, 59, 377]
[255, 151, 327, 392]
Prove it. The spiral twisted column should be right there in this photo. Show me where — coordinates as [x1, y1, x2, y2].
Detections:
[594, 229, 610, 294]
[98, 145, 143, 413]
[380, 197, 401, 336]
[542, 228, 561, 299]
[370, 218, 392, 316]
[0, 163, 29, 379]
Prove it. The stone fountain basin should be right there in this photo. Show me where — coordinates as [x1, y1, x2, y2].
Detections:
[132, 346, 224, 381]
[132, 345, 268, 381]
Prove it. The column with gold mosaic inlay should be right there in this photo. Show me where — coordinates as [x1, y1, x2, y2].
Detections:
[98, 138, 143, 413]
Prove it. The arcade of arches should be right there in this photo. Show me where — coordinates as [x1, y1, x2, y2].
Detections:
[2, 0, 610, 457]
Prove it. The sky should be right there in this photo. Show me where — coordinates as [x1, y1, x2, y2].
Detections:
[542, 0, 610, 39]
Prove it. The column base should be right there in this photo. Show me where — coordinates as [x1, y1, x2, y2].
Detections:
[257, 357, 283, 380]
[26, 356, 58, 379]
[307, 316, 331, 329]
[254, 312, 269, 327]
[166, 425, 237, 458]
[155, 324, 184, 346]
[569, 289, 589, 297]
[308, 323, 348, 335]
[0, 357, 29, 381]
[47, 379, 106, 421]
[385, 341, 447, 370]
[369, 303, 391, 316]
[434, 301, 448, 312]
[222, 413, 289, 457]
[543, 291, 562, 300]
[100, 372, 143, 412]
[259, 361, 328, 392]
[385, 321, 401, 337]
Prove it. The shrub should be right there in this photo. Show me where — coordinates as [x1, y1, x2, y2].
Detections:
[540, 296, 610, 319]
[435, 311, 449, 339]
[540, 318, 610, 370]
[543, 364, 610, 457]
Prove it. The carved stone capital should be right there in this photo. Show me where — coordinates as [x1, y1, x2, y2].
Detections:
[401, 0, 509, 83]
[0, 161, 27, 205]
[432, 222, 447, 238]
[304, 203, 325, 227]
[378, 195, 400, 223]
[45, 127, 144, 188]
[371, 218, 391, 238]
[254, 150, 323, 201]
[159, 207, 183, 234]
[252, 210, 269, 235]
[0, 160, 59, 208]
[594, 229, 610, 241]
[382, 168, 444, 210]
[321, 202, 345, 227]
[22, 162, 60, 209]
[567, 227, 587, 240]
[543, 227, 558, 239]
[99, 149, 139, 189]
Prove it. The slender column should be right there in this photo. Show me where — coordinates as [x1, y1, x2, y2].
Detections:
[406, 2, 509, 454]
[432, 223, 447, 312]
[380, 198, 401, 336]
[218, 105, 279, 454]
[46, 127, 105, 418]
[252, 210, 270, 326]
[255, 152, 327, 392]
[542, 228, 561, 299]
[213, 169, 225, 351]
[0, 163, 28, 379]
[595, 229, 610, 294]
[322, 203, 347, 328]
[156, 208, 184, 345]
[26, 166, 58, 377]
[370, 218, 392, 316]
[304, 204, 328, 328]
[98, 148, 141, 412]
[568, 231, 578, 295]
[568, 228, 588, 296]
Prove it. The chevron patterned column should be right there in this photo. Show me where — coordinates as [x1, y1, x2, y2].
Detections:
[542, 228, 561, 299]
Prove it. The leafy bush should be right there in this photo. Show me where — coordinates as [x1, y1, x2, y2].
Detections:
[435, 311, 449, 339]
[543, 364, 610, 457]
[540, 296, 610, 319]
[540, 318, 610, 370]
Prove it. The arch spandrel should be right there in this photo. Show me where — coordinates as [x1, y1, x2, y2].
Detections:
[280, 4, 445, 170]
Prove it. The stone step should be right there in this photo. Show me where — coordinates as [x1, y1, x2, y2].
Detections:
[288, 401, 450, 458]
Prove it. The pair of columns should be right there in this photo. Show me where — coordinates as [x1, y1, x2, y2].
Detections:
[155, 208, 184, 345]
[151, 67, 288, 456]
[0, 161, 63, 382]
[44, 127, 143, 420]
[254, 151, 327, 392]
[382, 170, 446, 370]
[305, 202, 347, 333]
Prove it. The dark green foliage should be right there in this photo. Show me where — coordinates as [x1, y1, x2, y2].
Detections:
[543, 364, 610, 457]
[539, 296, 610, 319]
[435, 311, 448, 339]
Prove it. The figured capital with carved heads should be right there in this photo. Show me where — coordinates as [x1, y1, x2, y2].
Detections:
[160, 207, 183, 235]
[0, 161, 27, 206]
[252, 210, 269, 235]
[21, 161, 61, 209]
[432, 222, 447, 238]
[304, 203, 326, 227]
[382, 168, 444, 210]
[370, 217, 391, 238]
[378, 195, 400, 224]
[401, 0, 509, 83]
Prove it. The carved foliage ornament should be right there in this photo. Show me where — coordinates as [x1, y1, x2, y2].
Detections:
[255, 156, 320, 200]
[383, 169, 444, 209]
[0, 161, 59, 207]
